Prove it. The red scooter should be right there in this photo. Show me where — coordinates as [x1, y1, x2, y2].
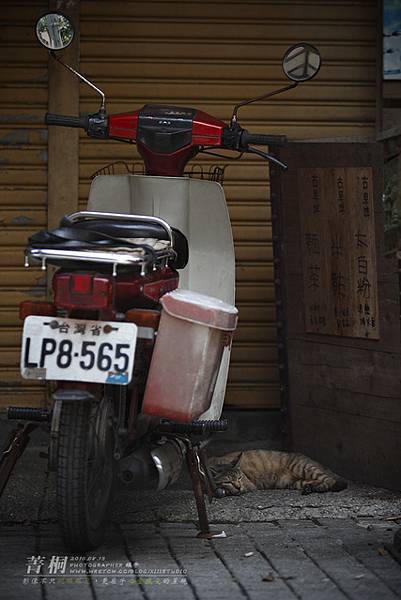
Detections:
[3, 12, 321, 550]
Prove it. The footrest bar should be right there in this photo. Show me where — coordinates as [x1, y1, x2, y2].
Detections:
[159, 419, 228, 435]
[7, 406, 51, 422]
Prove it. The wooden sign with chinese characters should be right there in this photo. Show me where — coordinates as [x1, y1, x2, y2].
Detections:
[298, 167, 379, 339]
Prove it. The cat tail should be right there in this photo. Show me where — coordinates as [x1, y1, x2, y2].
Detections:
[332, 477, 348, 492]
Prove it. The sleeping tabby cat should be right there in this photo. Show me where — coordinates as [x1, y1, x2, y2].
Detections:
[208, 450, 347, 496]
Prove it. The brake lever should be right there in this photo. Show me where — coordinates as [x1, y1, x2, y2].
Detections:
[246, 146, 288, 170]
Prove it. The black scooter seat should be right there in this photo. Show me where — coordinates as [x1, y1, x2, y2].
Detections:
[28, 217, 189, 270]
[61, 217, 175, 241]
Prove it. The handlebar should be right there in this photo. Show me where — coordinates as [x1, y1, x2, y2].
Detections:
[45, 114, 287, 148]
[45, 112, 108, 139]
[45, 113, 88, 129]
[240, 131, 287, 147]
[221, 126, 286, 152]
[45, 112, 287, 166]
[220, 126, 288, 168]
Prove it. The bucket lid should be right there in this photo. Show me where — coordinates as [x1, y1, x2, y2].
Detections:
[161, 289, 238, 330]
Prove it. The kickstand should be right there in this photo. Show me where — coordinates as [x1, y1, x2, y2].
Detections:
[0, 422, 38, 499]
[186, 443, 225, 539]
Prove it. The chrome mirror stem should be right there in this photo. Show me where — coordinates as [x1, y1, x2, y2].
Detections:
[50, 51, 106, 115]
[230, 81, 298, 127]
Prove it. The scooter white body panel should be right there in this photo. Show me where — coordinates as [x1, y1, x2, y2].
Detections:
[88, 174, 236, 420]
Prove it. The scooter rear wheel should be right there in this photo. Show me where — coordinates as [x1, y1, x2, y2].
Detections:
[56, 395, 115, 551]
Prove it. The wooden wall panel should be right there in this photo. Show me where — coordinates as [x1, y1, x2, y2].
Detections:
[272, 141, 401, 490]
[47, 0, 80, 230]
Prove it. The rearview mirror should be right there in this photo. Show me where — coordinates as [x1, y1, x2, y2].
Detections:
[282, 43, 321, 82]
[35, 13, 75, 51]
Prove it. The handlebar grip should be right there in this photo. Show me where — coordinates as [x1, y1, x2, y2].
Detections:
[45, 113, 88, 130]
[241, 131, 287, 146]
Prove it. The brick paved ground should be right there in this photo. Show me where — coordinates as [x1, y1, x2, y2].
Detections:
[1, 445, 401, 599]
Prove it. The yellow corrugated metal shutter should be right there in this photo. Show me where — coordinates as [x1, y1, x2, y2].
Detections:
[0, 0, 376, 412]
[0, 2, 48, 409]
[78, 0, 376, 409]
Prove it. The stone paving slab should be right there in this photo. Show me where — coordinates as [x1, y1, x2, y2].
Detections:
[1, 519, 400, 600]
[1, 444, 401, 598]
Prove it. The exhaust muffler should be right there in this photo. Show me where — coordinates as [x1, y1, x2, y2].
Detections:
[117, 437, 186, 491]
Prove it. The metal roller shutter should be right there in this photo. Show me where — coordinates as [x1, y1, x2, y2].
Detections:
[79, 0, 376, 409]
[0, 0, 376, 411]
[0, 2, 48, 409]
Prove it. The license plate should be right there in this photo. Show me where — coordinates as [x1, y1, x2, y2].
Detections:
[21, 316, 137, 385]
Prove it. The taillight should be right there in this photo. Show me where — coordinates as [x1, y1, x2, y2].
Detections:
[19, 301, 57, 321]
[53, 273, 113, 310]
[71, 273, 92, 294]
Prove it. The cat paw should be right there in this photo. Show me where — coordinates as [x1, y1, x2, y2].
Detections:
[301, 484, 314, 495]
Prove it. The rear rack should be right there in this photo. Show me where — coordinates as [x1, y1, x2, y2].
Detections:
[25, 247, 175, 277]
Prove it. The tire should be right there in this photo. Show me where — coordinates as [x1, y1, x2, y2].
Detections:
[56, 394, 115, 551]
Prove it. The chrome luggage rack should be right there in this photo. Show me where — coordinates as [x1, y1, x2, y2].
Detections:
[24, 212, 176, 277]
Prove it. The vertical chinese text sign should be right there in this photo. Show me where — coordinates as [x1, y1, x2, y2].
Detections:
[297, 167, 379, 339]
